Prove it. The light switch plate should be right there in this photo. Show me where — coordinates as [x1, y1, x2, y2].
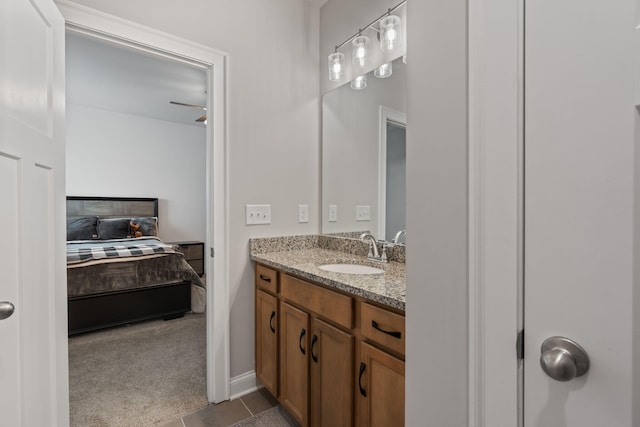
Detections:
[246, 204, 271, 225]
[328, 205, 338, 222]
[298, 204, 309, 223]
[356, 205, 371, 221]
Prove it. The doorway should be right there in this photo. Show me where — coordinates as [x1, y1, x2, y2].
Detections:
[58, 0, 230, 407]
[65, 32, 209, 424]
[378, 106, 407, 242]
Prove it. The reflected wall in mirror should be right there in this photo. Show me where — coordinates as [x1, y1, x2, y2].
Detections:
[322, 57, 406, 242]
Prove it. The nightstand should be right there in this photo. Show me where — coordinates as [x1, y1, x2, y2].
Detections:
[170, 241, 204, 276]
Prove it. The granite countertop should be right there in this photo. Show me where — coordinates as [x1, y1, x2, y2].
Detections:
[251, 247, 406, 312]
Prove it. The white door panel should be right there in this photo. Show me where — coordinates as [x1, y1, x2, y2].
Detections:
[525, 0, 635, 425]
[0, 155, 21, 425]
[0, 0, 68, 425]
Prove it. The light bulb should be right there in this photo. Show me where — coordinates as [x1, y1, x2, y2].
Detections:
[374, 62, 392, 78]
[351, 75, 367, 90]
[352, 35, 370, 68]
[380, 15, 401, 53]
[328, 52, 345, 82]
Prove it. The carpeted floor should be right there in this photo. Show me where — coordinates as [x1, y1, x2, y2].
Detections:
[229, 406, 300, 427]
[68, 313, 207, 427]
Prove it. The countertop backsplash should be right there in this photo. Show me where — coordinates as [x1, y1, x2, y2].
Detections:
[250, 234, 405, 263]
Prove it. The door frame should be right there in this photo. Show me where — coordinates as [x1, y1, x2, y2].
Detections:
[468, 0, 523, 425]
[55, 0, 231, 403]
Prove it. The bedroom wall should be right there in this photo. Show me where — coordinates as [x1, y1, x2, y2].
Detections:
[65, 104, 206, 243]
[62, 0, 322, 381]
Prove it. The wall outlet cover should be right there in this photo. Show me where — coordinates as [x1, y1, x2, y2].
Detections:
[328, 205, 338, 222]
[298, 204, 309, 223]
[356, 205, 371, 221]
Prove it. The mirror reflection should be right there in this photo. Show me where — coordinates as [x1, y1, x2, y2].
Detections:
[322, 57, 406, 243]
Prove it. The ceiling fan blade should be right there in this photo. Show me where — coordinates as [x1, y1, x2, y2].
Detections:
[170, 101, 207, 110]
[195, 114, 207, 123]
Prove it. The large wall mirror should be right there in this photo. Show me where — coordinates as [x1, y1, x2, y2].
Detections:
[322, 57, 406, 243]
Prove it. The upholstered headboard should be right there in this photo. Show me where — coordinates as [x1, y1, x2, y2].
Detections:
[66, 196, 158, 220]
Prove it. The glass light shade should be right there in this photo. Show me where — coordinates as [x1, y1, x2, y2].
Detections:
[352, 35, 370, 68]
[374, 62, 392, 78]
[351, 74, 367, 90]
[328, 52, 345, 82]
[379, 15, 401, 53]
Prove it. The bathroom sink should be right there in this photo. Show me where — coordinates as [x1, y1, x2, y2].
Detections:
[318, 264, 384, 275]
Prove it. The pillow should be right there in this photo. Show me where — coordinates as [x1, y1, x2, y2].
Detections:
[66, 216, 98, 241]
[97, 218, 131, 239]
[131, 217, 158, 237]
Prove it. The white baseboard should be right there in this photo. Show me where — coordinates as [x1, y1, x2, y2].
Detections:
[230, 370, 259, 400]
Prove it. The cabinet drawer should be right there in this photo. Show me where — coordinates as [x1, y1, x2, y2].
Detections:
[281, 274, 353, 329]
[360, 302, 405, 356]
[256, 264, 279, 294]
[178, 244, 203, 260]
[189, 259, 204, 276]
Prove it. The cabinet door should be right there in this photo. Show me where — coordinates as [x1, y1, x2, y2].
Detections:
[311, 318, 354, 427]
[255, 289, 278, 397]
[280, 302, 309, 426]
[358, 342, 405, 427]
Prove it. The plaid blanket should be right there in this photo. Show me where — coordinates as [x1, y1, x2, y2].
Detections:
[67, 237, 176, 265]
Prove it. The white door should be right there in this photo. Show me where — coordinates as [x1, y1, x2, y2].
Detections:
[524, 0, 635, 425]
[0, 0, 69, 425]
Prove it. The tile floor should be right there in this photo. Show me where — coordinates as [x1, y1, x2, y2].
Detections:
[160, 388, 280, 427]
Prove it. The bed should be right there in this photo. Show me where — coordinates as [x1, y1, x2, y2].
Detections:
[66, 196, 205, 335]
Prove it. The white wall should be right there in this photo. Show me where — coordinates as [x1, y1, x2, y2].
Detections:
[66, 0, 321, 379]
[66, 104, 206, 242]
[405, 0, 469, 425]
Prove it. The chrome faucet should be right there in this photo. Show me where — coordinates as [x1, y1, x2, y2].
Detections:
[360, 232, 387, 262]
[393, 229, 406, 245]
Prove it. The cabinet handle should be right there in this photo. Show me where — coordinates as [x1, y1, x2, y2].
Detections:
[259, 274, 272, 283]
[299, 328, 306, 355]
[372, 320, 402, 339]
[311, 334, 318, 363]
[269, 311, 276, 333]
[359, 362, 367, 397]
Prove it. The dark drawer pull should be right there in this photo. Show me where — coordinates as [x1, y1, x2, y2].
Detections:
[359, 362, 367, 397]
[372, 320, 402, 339]
[311, 334, 318, 363]
[259, 274, 272, 283]
[299, 328, 306, 355]
[269, 311, 276, 333]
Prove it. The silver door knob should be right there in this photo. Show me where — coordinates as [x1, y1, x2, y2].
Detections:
[540, 336, 590, 382]
[0, 301, 15, 320]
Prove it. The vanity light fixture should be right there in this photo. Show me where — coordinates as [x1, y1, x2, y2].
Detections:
[352, 35, 370, 68]
[351, 74, 367, 90]
[374, 62, 392, 78]
[326, 0, 406, 83]
[379, 15, 401, 53]
[328, 51, 345, 82]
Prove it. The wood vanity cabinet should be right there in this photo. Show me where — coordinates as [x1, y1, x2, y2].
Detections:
[255, 264, 280, 397]
[357, 302, 406, 426]
[255, 289, 278, 397]
[280, 301, 310, 425]
[254, 263, 404, 427]
[358, 342, 405, 427]
[311, 317, 354, 427]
